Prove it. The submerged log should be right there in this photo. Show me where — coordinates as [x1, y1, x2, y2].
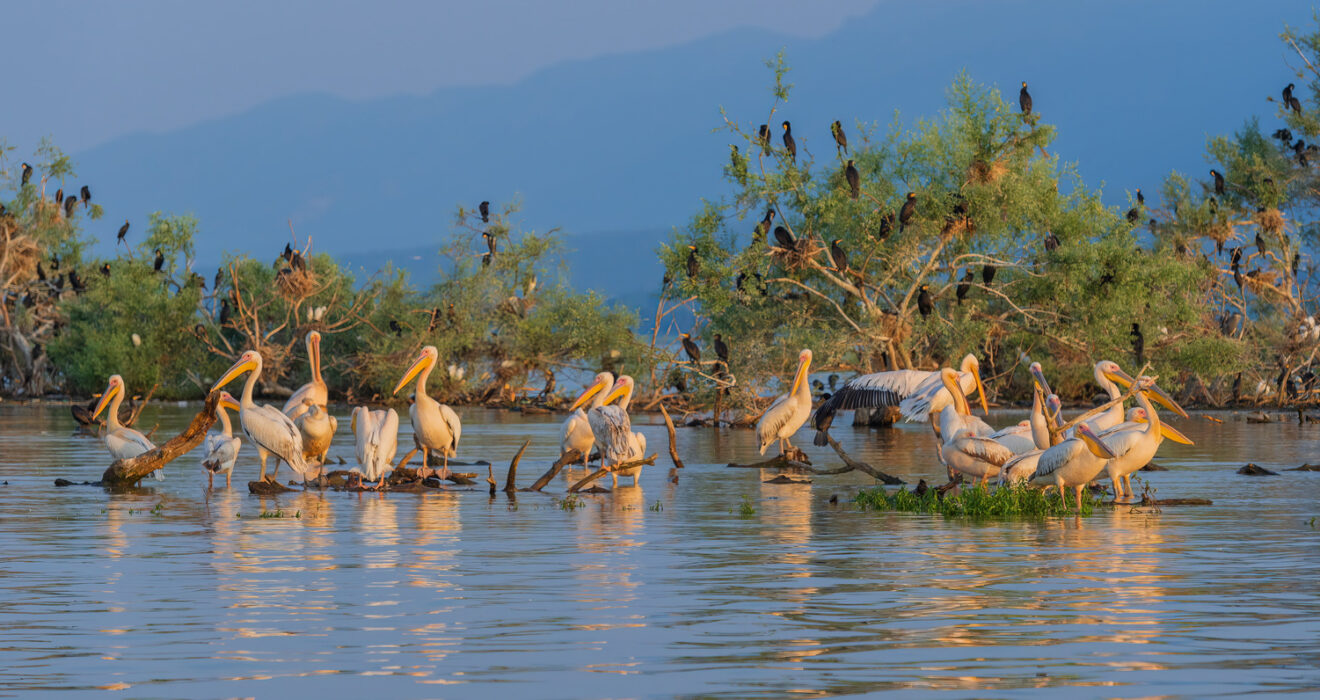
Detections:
[1286, 463, 1320, 472]
[659, 404, 685, 469]
[727, 454, 813, 470]
[248, 480, 297, 494]
[567, 454, 657, 492]
[100, 392, 220, 489]
[1137, 496, 1214, 506]
[1237, 463, 1279, 476]
[822, 433, 905, 485]
[528, 449, 582, 492]
[504, 439, 530, 493]
[763, 474, 811, 484]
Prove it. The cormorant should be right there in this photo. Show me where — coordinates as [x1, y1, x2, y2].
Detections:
[830, 238, 849, 272]
[1136, 189, 1145, 205]
[1019, 81, 1032, 115]
[917, 284, 933, 318]
[117, 220, 129, 243]
[482, 230, 497, 256]
[1256, 231, 1267, 254]
[878, 211, 894, 239]
[981, 264, 996, 285]
[714, 333, 729, 366]
[1231, 247, 1243, 266]
[844, 159, 860, 199]
[956, 268, 974, 304]
[1130, 322, 1144, 367]
[1232, 261, 1244, 289]
[1293, 252, 1301, 276]
[80, 185, 90, 204]
[1285, 82, 1303, 114]
[214, 267, 224, 291]
[481, 251, 492, 268]
[1044, 231, 1060, 252]
[64, 195, 77, 217]
[1211, 169, 1226, 196]
[389, 320, 404, 337]
[831, 120, 848, 154]
[758, 124, 771, 154]
[69, 270, 85, 294]
[290, 250, 305, 271]
[781, 121, 796, 163]
[1127, 205, 1140, 223]
[899, 192, 916, 231]
[753, 208, 775, 244]
[773, 225, 797, 251]
[1274, 128, 1294, 142]
[686, 245, 700, 278]
[100, 262, 111, 277]
[479, 201, 490, 223]
[219, 298, 231, 325]
[680, 332, 701, 363]
[54, 188, 63, 207]
[153, 249, 165, 272]
[36, 262, 46, 281]
[20, 163, 32, 186]
[50, 254, 60, 271]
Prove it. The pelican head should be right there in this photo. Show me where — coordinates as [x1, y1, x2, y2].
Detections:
[569, 371, 614, 412]
[218, 391, 240, 413]
[1029, 362, 1053, 399]
[92, 375, 125, 419]
[393, 345, 438, 395]
[959, 354, 989, 414]
[1045, 394, 1062, 425]
[1075, 423, 1117, 459]
[789, 349, 813, 396]
[603, 375, 636, 405]
[212, 350, 261, 392]
[939, 367, 971, 415]
[1098, 360, 1188, 418]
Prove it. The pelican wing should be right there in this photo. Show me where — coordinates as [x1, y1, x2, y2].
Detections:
[373, 409, 400, 469]
[352, 408, 377, 467]
[105, 426, 155, 461]
[439, 404, 461, 453]
[202, 433, 241, 473]
[245, 403, 308, 474]
[1097, 427, 1144, 460]
[756, 392, 795, 453]
[1001, 450, 1043, 483]
[820, 369, 935, 414]
[281, 385, 313, 416]
[588, 405, 633, 462]
[1033, 438, 1085, 480]
[948, 435, 1016, 467]
[561, 409, 594, 454]
[990, 429, 1037, 455]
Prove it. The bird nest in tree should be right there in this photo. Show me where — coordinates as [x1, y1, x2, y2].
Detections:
[1204, 222, 1237, 248]
[275, 267, 318, 300]
[1256, 208, 1285, 235]
[0, 234, 40, 280]
[1245, 270, 1279, 289]
[773, 238, 825, 272]
[967, 158, 1009, 185]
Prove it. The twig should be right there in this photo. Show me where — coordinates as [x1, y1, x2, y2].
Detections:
[659, 405, 685, 469]
[504, 439, 529, 493]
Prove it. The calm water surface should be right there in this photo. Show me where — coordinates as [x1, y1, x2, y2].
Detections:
[1, 403, 1318, 698]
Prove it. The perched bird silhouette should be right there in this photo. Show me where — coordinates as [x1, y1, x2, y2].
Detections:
[917, 284, 934, 318]
[479, 201, 490, 223]
[753, 208, 775, 245]
[844, 159, 860, 199]
[781, 121, 796, 163]
[80, 185, 91, 204]
[899, 193, 917, 231]
[1019, 81, 1033, 115]
[758, 124, 771, 154]
[1211, 169, 1226, 196]
[830, 238, 849, 273]
[153, 249, 165, 272]
[773, 225, 797, 252]
[20, 163, 32, 186]
[956, 268, 974, 304]
[831, 120, 848, 154]
[680, 332, 701, 363]
[686, 245, 700, 279]
[981, 264, 996, 286]
[714, 333, 730, 368]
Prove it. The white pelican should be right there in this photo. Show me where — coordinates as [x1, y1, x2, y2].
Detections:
[200, 391, 242, 488]
[587, 375, 647, 487]
[351, 406, 399, 489]
[1098, 378, 1193, 500]
[937, 368, 1016, 485]
[1030, 422, 1118, 511]
[392, 345, 461, 479]
[813, 353, 986, 444]
[990, 362, 1056, 454]
[757, 349, 814, 456]
[294, 400, 334, 467]
[1076, 360, 1187, 434]
[91, 375, 163, 481]
[1001, 394, 1064, 484]
[561, 371, 614, 468]
[282, 330, 328, 417]
[211, 350, 310, 483]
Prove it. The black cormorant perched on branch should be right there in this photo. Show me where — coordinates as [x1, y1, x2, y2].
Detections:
[956, 268, 973, 304]
[753, 208, 775, 244]
[714, 333, 729, 367]
[773, 225, 797, 251]
[830, 238, 849, 273]
[1211, 169, 1226, 196]
[981, 264, 996, 286]
[1284, 83, 1303, 114]
[831, 120, 848, 154]
[64, 195, 77, 217]
[686, 245, 700, 278]
[479, 201, 490, 223]
[844, 159, 860, 199]
[1044, 231, 1060, 252]
[100, 262, 111, 277]
[878, 211, 894, 240]
[80, 185, 90, 204]
[1136, 189, 1144, 205]
[153, 249, 165, 272]
[781, 121, 796, 162]
[680, 332, 700, 363]
[20, 163, 32, 186]
[1019, 82, 1032, 115]
[899, 192, 916, 231]
[116, 220, 129, 244]
[758, 124, 771, 154]
[389, 320, 404, 337]
[917, 284, 933, 318]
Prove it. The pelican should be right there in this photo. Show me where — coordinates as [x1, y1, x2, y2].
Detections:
[813, 353, 986, 444]
[351, 406, 399, 489]
[200, 391, 242, 488]
[91, 375, 163, 481]
[392, 345, 461, 479]
[937, 368, 1016, 485]
[1030, 422, 1118, 511]
[282, 330, 328, 417]
[1098, 378, 1193, 500]
[990, 362, 1056, 454]
[1001, 394, 1064, 484]
[562, 371, 614, 468]
[757, 349, 813, 456]
[295, 400, 334, 468]
[211, 350, 310, 482]
[1078, 360, 1187, 434]
[587, 375, 647, 487]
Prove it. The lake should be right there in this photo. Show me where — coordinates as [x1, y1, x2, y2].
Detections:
[1, 403, 1318, 697]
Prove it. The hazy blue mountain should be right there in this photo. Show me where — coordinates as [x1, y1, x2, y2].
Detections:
[72, 0, 1308, 304]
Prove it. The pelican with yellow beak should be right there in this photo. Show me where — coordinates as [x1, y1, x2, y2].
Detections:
[1098, 376, 1193, 500]
[757, 349, 813, 456]
[392, 345, 461, 479]
[1083, 360, 1188, 433]
[92, 374, 163, 481]
[283, 331, 328, 417]
[211, 350, 310, 482]
[579, 375, 646, 485]
[812, 353, 986, 445]
[937, 368, 1016, 484]
[564, 371, 615, 468]
[1031, 422, 1119, 511]
[351, 406, 399, 489]
[200, 391, 242, 488]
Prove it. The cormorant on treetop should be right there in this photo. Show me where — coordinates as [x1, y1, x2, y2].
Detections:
[878, 211, 894, 239]
[479, 201, 490, 223]
[20, 163, 32, 187]
[899, 192, 917, 231]
[956, 268, 973, 304]
[153, 249, 165, 272]
[758, 124, 771, 154]
[80, 185, 90, 203]
[686, 245, 700, 278]
[1136, 188, 1144, 205]
[680, 332, 701, 363]
[100, 262, 111, 277]
[831, 120, 848, 154]
[753, 208, 775, 244]
[830, 238, 849, 273]
[773, 225, 797, 251]
[981, 264, 997, 285]
[1211, 169, 1226, 196]
[844, 159, 860, 199]
[117, 220, 129, 243]
[1019, 81, 1032, 115]
[714, 333, 729, 366]
[781, 121, 796, 163]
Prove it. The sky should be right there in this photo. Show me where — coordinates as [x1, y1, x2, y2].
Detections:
[7, 0, 877, 153]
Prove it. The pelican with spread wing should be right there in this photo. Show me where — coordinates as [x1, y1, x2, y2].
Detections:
[392, 346, 461, 479]
[813, 353, 986, 445]
[211, 350, 310, 483]
[200, 391, 242, 488]
[757, 349, 813, 457]
[92, 374, 164, 481]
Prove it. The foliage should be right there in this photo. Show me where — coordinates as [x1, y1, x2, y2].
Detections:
[855, 483, 1097, 518]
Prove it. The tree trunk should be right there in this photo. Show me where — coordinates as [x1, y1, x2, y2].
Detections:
[101, 392, 219, 488]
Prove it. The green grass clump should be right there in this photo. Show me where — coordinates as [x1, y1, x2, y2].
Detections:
[854, 483, 1098, 518]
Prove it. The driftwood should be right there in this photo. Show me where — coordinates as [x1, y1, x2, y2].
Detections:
[822, 434, 905, 485]
[101, 392, 220, 489]
[763, 474, 811, 484]
[1134, 496, 1214, 506]
[1286, 463, 1320, 471]
[728, 454, 813, 470]
[567, 454, 657, 493]
[1238, 463, 1279, 476]
[659, 405, 685, 469]
[249, 480, 297, 494]
[504, 440, 530, 493]
[528, 449, 582, 492]
[726, 437, 904, 485]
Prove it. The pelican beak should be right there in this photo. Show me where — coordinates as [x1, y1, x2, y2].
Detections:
[1144, 384, 1188, 418]
[973, 364, 989, 415]
[602, 383, 629, 406]
[1045, 394, 1062, 426]
[91, 382, 121, 420]
[219, 392, 241, 412]
[1030, 363, 1053, 399]
[789, 354, 811, 396]
[211, 356, 256, 393]
[350, 409, 358, 434]
[569, 380, 606, 411]
[393, 351, 433, 395]
[1103, 366, 1137, 389]
[1159, 422, 1194, 445]
[1077, 423, 1117, 459]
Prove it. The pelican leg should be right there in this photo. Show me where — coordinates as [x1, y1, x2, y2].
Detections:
[257, 450, 268, 482]
[377, 476, 386, 490]
[1124, 474, 1135, 498]
[419, 449, 430, 480]
[207, 471, 214, 489]
[437, 452, 452, 481]
[270, 458, 281, 482]
[611, 471, 618, 488]
[225, 471, 232, 488]
[1073, 485, 1084, 512]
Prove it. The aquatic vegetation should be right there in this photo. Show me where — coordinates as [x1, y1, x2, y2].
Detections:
[854, 483, 1098, 518]
[556, 494, 585, 511]
[254, 509, 301, 519]
[650, 500, 664, 512]
[736, 495, 756, 517]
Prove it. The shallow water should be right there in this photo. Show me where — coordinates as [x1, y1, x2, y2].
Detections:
[1, 402, 1318, 698]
